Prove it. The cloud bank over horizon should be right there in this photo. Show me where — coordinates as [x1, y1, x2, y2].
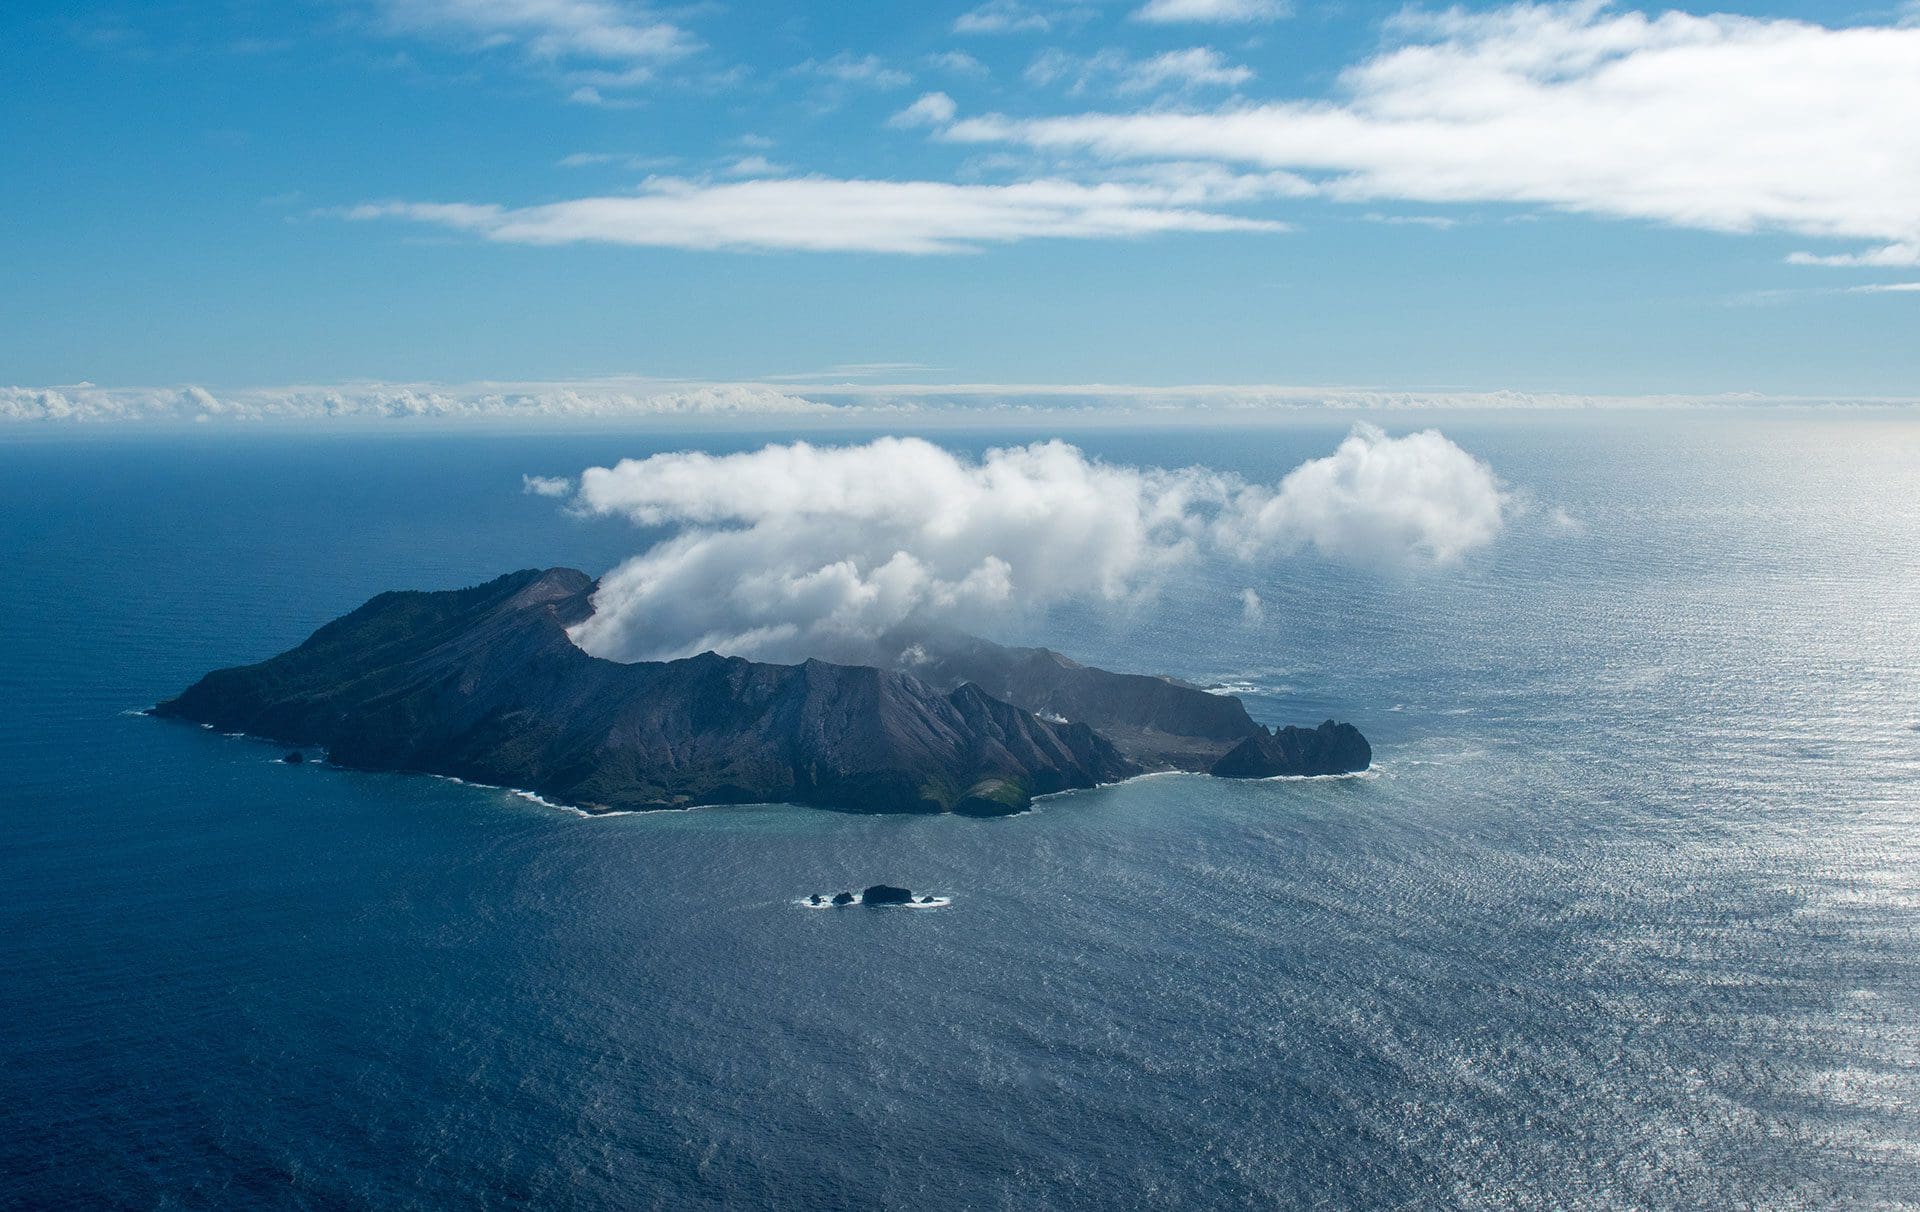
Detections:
[0, 381, 833, 424]
[565, 429, 1508, 663]
[10, 378, 1920, 424]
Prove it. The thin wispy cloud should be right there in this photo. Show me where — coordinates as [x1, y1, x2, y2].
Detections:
[790, 51, 911, 89]
[1027, 47, 1254, 95]
[1132, 0, 1291, 24]
[378, 0, 696, 89]
[557, 151, 680, 170]
[345, 176, 1285, 254]
[949, 2, 1920, 267]
[0, 380, 833, 424]
[953, 0, 1087, 35]
[13, 379, 1920, 425]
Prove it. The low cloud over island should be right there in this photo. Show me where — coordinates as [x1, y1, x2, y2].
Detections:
[565, 428, 1507, 663]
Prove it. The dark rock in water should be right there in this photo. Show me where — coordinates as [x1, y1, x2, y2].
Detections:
[1210, 721, 1372, 779]
[830, 891, 856, 906]
[282, 751, 304, 765]
[151, 569, 1135, 815]
[860, 884, 915, 906]
[809, 894, 825, 906]
[919, 896, 935, 904]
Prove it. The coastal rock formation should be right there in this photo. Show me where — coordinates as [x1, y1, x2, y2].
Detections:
[859, 884, 914, 905]
[155, 568, 1372, 814]
[877, 626, 1265, 771]
[1209, 721, 1372, 779]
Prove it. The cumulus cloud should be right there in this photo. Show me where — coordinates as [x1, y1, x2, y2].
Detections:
[345, 175, 1284, 254]
[948, 2, 1920, 267]
[722, 154, 787, 177]
[926, 50, 988, 75]
[888, 92, 958, 128]
[1133, 0, 1290, 24]
[1212, 424, 1509, 565]
[565, 428, 1508, 662]
[523, 474, 574, 497]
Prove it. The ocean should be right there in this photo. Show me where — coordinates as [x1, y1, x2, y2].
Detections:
[2, 414, 1916, 1208]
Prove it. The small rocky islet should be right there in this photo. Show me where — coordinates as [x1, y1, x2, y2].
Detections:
[153, 569, 1371, 816]
[807, 885, 943, 908]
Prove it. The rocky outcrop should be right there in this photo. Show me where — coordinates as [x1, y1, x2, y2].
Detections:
[877, 626, 1265, 770]
[1209, 721, 1372, 779]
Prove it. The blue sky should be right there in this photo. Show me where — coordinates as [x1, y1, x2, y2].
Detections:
[2, 0, 1917, 408]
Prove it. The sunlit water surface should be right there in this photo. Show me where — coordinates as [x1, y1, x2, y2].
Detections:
[2, 415, 1916, 1208]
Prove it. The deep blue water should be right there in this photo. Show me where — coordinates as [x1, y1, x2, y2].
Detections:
[2, 416, 1917, 1209]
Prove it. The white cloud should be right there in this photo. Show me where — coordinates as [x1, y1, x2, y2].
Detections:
[14, 379, 1920, 426]
[566, 429, 1507, 662]
[950, 2, 1920, 266]
[926, 50, 988, 75]
[0, 380, 832, 423]
[723, 154, 787, 177]
[379, 0, 694, 81]
[1028, 46, 1253, 95]
[792, 51, 911, 89]
[1212, 424, 1508, 565]
[558, 151, 680, 170]
[1133, 0, 1290, 24]
[954, 0, 1074, 35]
[1788, 242, 1920, 269]
[1846, 281, 1920, 294]
[523, 474, 575, 497]
[346, 175, 1284, 254]
[1362, 212, 1459, 230]
[888, 92, 958, 129]
[1122, 47, 1254, 92]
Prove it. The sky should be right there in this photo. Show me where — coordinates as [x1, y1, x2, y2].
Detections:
[2, 0, 1917, 414]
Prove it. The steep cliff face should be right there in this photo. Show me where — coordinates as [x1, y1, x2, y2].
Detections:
[155, 568, 1371, 814]
[154, 569, 1136, 815]
[877, 626, 1265, 771]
